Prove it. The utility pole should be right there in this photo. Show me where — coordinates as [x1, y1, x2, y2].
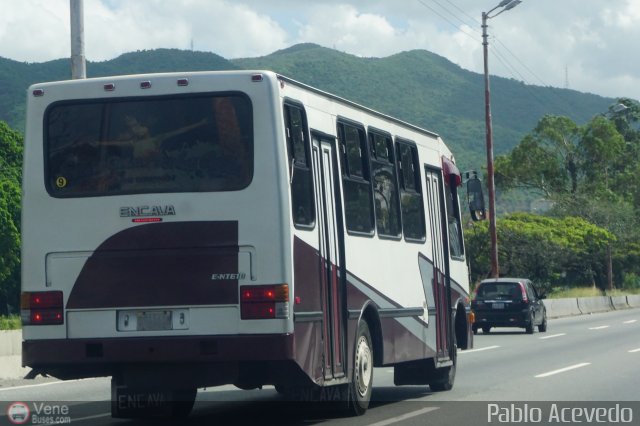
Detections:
[70, 0, 86, 79]
[482, 0, 522, 278]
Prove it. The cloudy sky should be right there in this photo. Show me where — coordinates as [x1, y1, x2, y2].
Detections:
[1, 0, 639, 101]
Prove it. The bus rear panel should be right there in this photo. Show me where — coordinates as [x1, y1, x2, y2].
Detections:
[22, 72, 298, 389]
[22, 71, 477, 417]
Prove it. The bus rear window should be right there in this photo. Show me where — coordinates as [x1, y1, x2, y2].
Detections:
[46, 93, 253, 197]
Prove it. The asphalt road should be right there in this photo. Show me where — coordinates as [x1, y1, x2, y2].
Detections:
[1, 308, 639, 425]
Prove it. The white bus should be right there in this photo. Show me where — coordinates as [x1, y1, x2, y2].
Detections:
[21, 71, 483, 417]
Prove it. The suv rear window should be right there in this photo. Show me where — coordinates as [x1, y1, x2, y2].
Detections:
[476, 282, 523, 300]
[46, 93, 253, 197]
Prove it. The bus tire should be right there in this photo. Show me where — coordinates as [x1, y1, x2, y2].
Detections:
[169, 388, 197, 418]
[428, 344, 457, 392]
[350, 320, 373, 415]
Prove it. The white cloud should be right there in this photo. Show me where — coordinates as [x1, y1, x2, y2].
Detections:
[0, 0, 69, 62]
[296, 5, 398, 56]
[0, 0, 289, 62]
[1, 0, 640, 101]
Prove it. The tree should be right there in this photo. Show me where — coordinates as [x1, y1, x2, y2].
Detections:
[492, 100, 640, 289]
[0, 121, 22, 315]
[465, 213, 614, 292]
[494, 115, 581, 198]
[579, 116, 625, 194]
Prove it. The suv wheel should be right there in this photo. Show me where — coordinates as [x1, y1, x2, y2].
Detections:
[538, 310, 548, 332]
[525, 313, 535, 334]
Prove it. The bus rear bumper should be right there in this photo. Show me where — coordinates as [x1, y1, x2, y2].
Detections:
[23, 334, 295, 382]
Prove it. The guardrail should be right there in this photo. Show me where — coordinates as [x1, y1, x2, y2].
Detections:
[544, 295, 638, 318]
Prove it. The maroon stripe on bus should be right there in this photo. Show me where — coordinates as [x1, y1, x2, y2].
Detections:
[66, 221, 239, 309]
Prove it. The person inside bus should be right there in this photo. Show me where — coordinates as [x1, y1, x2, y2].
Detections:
[209, 96, 251, 184]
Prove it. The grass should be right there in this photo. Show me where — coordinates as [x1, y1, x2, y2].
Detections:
[548, 286, 640, 299]
[0, 315, 21, 330]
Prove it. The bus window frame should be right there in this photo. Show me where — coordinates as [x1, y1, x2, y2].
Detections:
[368, 126, 402, 241]
[283, 99, 316, 230]
[337, 117, 375, 238]
[443, 171, 465, 260]
[43, 92, 254, 198]
[395, 138, 426, 244]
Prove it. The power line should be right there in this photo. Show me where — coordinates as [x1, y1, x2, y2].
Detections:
[416, 0, 580, 118]
[490, 39, 578, 118]
[491, 42, 530, 85]
[442, 0, 482, 27]
[493, 37, 548, 88]
[429, 0, 481, 33]
[415, 0, 480, 42]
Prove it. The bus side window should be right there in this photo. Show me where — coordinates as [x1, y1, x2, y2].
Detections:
[444, 175, 464, 258]
[396, 141, 426, 242]
[338, 121, 374, 235]
[284, 103, 315, 228]
[369, 130, 401, 239]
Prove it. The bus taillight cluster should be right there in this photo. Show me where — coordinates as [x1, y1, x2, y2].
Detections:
[240, 284, 289, 320]
[21, 291, 64, 325]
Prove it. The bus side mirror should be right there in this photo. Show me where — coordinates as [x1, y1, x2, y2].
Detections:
[467, 177, 486, 221]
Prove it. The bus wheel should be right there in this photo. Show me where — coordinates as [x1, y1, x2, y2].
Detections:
[350, 320, 373, 415]
[429, 344, 457, 392]
[168, 388, 197, 418]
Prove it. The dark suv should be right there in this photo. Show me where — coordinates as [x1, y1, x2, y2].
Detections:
[471, 278, 547, 334]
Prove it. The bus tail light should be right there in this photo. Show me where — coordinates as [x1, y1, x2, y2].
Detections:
[21, 291, 64, 325]
[240, 284, 289, 319]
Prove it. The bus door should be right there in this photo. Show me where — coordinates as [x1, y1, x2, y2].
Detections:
[424, 167, 452, 362]
[311, 134, 346, 379]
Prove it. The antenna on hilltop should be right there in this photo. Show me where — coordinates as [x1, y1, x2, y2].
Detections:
[564, 65, 569, 89]
[191, 39, 194, 51]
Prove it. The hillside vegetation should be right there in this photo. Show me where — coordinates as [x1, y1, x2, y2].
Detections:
[0, 45, 635, 312]
[0, 44, 612, 172]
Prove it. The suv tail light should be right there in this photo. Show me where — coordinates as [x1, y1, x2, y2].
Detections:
[21, 291, 64, 325]
[241, 284, 289, 319]
[519, 283, 529, 304]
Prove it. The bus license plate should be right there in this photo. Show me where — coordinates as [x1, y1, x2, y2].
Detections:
[492, 303, 505, 310]
[137, 310, 172, 331]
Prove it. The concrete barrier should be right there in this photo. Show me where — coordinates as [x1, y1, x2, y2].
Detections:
[627, 295, 640, 308]
[577, 296, 612, 314]
[0, 330, 21, 356]
[543, 298, 581, 318]
[610, 296, 629, 310]
[0, 330, 28, 380]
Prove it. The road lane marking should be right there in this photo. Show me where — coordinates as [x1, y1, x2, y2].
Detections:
[623, 320, 637, 324]
[629, 348, 640, 353]
[539, 333, 565, 340]
[535, 362, 591, 378]
[588, 325, 610, 330]
[459, 345, 500, 354]
[0, 378, 98, 392]
[367, 406, 440, 426]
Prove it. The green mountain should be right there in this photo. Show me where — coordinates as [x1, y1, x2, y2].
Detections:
[0, 44, 613, 172]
